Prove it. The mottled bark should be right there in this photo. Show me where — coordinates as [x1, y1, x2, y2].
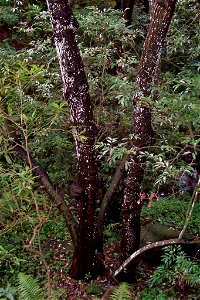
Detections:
[46, 0, 100, 279]
[122, 0, 177, 262]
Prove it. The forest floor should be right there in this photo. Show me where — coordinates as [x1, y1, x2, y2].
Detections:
[42, 236, 198, 299]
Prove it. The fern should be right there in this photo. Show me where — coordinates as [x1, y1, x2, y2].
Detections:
[110, 282, 131, 300]
[18, 273, 44, 300]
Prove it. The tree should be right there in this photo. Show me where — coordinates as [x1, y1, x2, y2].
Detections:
[115, 0, 149, 25]
[1, 0, 178, 281]
[45, 0, 102, 279]
[121, 0, 177, 267]
[45, 0, 177, 279]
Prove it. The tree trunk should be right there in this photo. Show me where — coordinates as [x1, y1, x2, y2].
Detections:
[122, 0, 177, 263]
[123, 0, 135, 26]
[122, 0, 149, 25]
[46, 0, 101, 279]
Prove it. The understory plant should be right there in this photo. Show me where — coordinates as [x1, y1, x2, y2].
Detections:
[138, 245, 200, 299]
[17, 273, 44, 300]
[110, 282, 132, 300]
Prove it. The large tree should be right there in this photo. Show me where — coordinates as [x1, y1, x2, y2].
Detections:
[46, 0, 177, 279]
[5, 0, 177, 280]
[46, 0, 100, 279]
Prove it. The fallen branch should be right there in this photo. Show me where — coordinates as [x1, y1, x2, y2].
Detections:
[113, 237, 200, 278]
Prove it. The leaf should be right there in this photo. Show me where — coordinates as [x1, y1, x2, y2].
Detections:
[110, 283, 131, 300]
[5, 155, 12, 165]
[18, 273, 44, 300]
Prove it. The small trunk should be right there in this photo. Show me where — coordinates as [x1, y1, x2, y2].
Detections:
[123, 0, 135, 25]
[114, 0, 122, 9]
[122, 0, 177, 264]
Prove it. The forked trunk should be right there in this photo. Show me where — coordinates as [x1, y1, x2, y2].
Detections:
[46, 0, 101, 279]
[122, 0, 177, 264]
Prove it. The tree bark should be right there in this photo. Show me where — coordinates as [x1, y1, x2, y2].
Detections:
[122, 0, 177, 263]
[46, 0, 100, 279]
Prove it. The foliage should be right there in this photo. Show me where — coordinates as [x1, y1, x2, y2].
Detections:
[110, 282, 131, 300]
[18, 273, 44, 300]
[0, 0, 20, 27]
[104, 223, 121, 242]
[86, 283, 102, 295]
[166, 0, 199, 70]
[0, 245, 27, 287]
[141, 198, 200, 234]
[138, 245, 200, 299]
[96, 137, 127, 165]
[150, 245, 200, 287]
[0, 285, 16, 300]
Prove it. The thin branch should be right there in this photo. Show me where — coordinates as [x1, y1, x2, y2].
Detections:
[178, 175, 200, 240]
[12, 137, 78, 246]
[95, 154, 129, 251]
[114, 237, 200, 278]
[1, 113, 78, 247]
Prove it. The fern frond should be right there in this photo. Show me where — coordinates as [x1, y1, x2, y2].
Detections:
[110, 282, 131, 300]
[18, 272, 44, 300]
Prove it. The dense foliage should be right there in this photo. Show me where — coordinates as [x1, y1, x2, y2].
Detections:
[0, 0, 199, 298]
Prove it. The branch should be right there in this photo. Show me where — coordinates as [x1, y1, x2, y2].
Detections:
[95, 154, 129, 251]
[178, 175, 200, 240]
[11, 134, 78, 246]
[113, 237, 200, 278]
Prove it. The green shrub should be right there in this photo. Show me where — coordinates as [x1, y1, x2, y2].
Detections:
[138, 245, 200, 299]
[110, 282, 131, 300]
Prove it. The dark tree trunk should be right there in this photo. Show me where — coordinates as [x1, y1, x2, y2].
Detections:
[46, 0, 101, 279]
[123, 0, 135, 26]
[114, 0, 122, 9]
[122, 0, 177, 262]
[142, 0, 149, 13]
[121, 0, 149, 25]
